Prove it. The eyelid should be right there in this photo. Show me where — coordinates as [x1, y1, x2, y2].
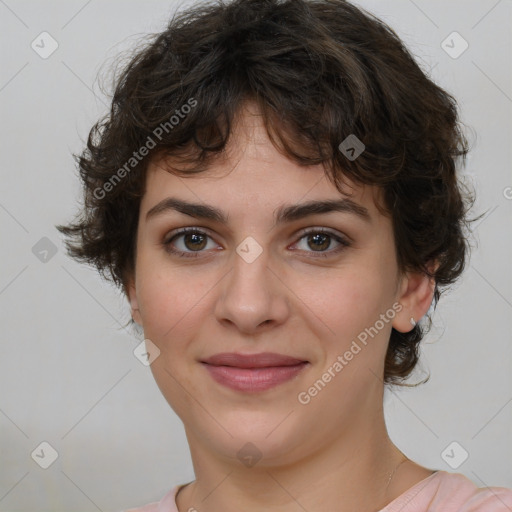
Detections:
[162, 225, 216, 244]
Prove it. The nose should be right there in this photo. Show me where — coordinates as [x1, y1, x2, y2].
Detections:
[214, 244, 290, 335]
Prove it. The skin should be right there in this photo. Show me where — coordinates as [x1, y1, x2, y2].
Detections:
[127, 101, 437, 512]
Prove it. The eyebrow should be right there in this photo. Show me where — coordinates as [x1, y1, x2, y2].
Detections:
[145, 197, 370, 226]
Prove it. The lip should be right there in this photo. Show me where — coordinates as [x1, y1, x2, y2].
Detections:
[201, 352, 309, 392]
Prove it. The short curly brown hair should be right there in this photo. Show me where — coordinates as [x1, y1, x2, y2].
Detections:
[57, 0, 474, 386]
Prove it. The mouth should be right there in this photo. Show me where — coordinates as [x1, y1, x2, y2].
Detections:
[200, 352, 310, 392]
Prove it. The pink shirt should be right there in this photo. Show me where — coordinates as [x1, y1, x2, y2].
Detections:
[123, 470, 512, 512]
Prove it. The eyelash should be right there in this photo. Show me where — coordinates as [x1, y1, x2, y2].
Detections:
[162, 227, 351, 259]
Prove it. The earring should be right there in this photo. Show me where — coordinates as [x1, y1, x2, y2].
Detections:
[131, 318, 144, 338]
[410, 317, 417, 327]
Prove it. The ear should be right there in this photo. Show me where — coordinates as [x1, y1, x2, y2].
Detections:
[392, 262, 437, 333]
[126, 277, 142, 326]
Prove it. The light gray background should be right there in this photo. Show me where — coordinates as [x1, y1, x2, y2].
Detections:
[1, 0, 511, 510]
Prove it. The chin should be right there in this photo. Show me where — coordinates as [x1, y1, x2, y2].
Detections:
[185, 409, 312, 468]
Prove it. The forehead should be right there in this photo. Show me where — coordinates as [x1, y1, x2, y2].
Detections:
[140, 102, 382, 219]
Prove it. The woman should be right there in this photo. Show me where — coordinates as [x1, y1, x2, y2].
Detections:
[58, 0, 512, 510]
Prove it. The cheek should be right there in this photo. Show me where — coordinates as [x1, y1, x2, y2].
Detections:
[135, 259, 211, 411]
[300, 263, 397, 375]
[306, 267, 388, 334]
[135, 255, 216, 349]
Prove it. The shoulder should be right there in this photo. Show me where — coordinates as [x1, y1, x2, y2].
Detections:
[456, 483, 512, 511]
[120, 484, 183, 512]
[383, 471, 512, 512]
[425, 471, 512, 511]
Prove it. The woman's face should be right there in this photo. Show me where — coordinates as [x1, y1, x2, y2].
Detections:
[128, 104, 419, 467]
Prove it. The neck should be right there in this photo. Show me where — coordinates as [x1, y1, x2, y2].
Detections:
[178, 413, 410, 512]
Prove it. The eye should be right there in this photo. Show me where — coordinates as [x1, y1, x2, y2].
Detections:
[163, 228, 219, 258]
[162, 227, 351, 259]
[291, 228, 350, 258]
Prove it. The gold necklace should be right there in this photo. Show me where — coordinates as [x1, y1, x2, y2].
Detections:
[386, 453, 410, 490]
